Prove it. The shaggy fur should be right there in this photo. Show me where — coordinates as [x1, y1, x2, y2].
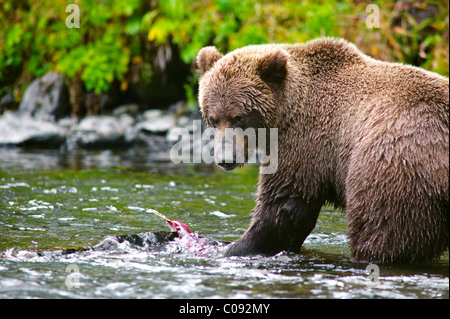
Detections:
[197, 38, 449, 264]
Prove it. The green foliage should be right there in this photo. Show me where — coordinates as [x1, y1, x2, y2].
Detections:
[145, 0, 352, 63]
[0, 0, 448, 112]
[0, 0, 141, 98]
[150, 0, 449, 75]
[57, 27, 130, 94]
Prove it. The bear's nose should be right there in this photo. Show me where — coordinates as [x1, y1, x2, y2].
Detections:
[217, 162, 239, 172]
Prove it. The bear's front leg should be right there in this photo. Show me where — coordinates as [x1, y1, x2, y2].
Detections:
[224, 196, 323, 257]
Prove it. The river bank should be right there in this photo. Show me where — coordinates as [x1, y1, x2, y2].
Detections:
[0, 72, 204, 160]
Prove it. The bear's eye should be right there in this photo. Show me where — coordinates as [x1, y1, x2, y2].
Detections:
[232, 116, 246, 127]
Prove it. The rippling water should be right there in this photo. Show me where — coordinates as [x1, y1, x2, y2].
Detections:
[0, 148, 448, 299]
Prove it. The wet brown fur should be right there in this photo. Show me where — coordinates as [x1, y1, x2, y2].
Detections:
[197, 38, 449, 264]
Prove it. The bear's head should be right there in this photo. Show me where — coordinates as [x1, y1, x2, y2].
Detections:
[196, 45, 288, 171]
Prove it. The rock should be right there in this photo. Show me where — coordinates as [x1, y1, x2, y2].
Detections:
[137, 131, 172, 156]
[112, 104, 140, 116]
[137, 113, 176, 134]
[119, 114, 138, 144]
[0, 111, 66, 147]
[142, 109, 163, 121]
[18, 72, 69, 121]
[57, 117, 78, 131]
[0, 92, 17, 112]
[69, 115, 135, 149]
[118, 113, 136, 131]
[131, 110, 178, 155]
[167, 116, 209, 162]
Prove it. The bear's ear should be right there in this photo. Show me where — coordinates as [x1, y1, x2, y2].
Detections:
[197, 46, 223, 75]
[258, 49, 288, 85]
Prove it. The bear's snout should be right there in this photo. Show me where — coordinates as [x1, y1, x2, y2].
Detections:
[217, 162, 240, 172]
[213, 127, 249, 171]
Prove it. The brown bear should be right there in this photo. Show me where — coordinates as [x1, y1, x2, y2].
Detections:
[196, 38, 449, 264]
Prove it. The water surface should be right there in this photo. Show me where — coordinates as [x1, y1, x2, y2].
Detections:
[0, 148, 448, 298]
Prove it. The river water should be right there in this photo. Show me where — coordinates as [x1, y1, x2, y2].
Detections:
[0, 147, 448, 299]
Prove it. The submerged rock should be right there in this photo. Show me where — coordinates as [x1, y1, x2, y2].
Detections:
[12, 231, 180, 259]
[94, 231, 179, 251]
[10, 229, 226, 259]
